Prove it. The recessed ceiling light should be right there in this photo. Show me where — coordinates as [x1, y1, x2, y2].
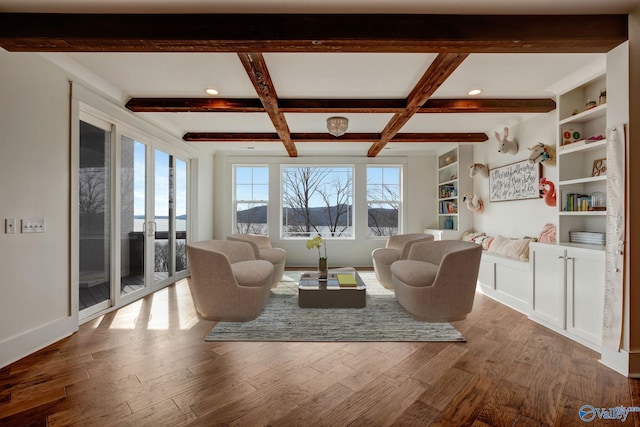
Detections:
[205, 88, 219, 95]
[468, 88, 483, 96]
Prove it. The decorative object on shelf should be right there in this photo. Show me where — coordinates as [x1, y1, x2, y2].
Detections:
[584, 98, 597, 110]
[539, 178, 556, 207]
[489, 160, 541, 202]
[306, 235, 328, 279]
[495, 127, 518, 155]
[591, 158, 607, 176]
[469, 163, 489, 178]
[562, 128, 581, 146]
[326, 116, 348, 137]
[444, 218, 454, 230]
[599, 89, 607, 105]
[538, 223, 557, 243]
[590, 192, 606, 211]
[528, 142, 556, 166]
[462, 193, 484, 213]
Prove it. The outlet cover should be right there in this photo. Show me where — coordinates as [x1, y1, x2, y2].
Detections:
[22, 218, 45, 233]
[5, 218, 16, 234]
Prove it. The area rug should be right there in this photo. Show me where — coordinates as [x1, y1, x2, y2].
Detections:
[205, 271, 465, 342]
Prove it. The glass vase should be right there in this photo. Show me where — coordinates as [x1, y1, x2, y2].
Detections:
[318, 257, 328, 280]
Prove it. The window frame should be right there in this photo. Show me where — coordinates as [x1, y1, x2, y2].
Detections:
[280, 164, 355, 240]
[366, 165, 403, 238]
[232, 164, 270, 236]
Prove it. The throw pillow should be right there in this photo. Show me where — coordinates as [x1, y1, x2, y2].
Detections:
[487, 235, 534, 260]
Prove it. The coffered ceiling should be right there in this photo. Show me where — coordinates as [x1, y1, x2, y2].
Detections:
[1, 0, 637, 156]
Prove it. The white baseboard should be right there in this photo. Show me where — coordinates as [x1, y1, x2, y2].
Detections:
[0, 316, 77, 369]
[599, 347, 630, 377]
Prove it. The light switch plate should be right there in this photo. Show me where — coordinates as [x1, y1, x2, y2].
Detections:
[22, 218, 45, 233]
[5, 218, 16, 234]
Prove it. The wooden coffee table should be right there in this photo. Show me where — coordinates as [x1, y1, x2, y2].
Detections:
[298, 268, 366, 308]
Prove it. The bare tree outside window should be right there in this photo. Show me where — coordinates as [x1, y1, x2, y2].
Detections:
[282, 166, 353, 238]
[367, 166, 401, 237]
[234, 166, 269, 235]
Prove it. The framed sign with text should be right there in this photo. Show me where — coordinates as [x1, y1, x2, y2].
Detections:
[489, 160, 541, 202]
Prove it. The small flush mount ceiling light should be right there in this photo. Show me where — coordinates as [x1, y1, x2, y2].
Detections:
[467, 88, 483, 96]
[326, 116, 349, 137]
[205, 88, 219, 95]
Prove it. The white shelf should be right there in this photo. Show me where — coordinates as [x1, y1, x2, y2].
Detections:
[558, 139, 607, 156]
[438, 213, 458, 217]
[438, 161, 458, 172]
[559, 210, 607, 216]
[559, 103, 606, 125]
[438, 197, 457, 202]
[557, 241, 606, 252]
[438, 179, 457, 186]
[559, 175, 607, 186]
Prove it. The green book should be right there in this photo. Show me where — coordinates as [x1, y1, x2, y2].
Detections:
[337, 274, 357, 287]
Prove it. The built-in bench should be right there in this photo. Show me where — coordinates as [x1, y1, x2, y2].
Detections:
[477, 251, 531, 315]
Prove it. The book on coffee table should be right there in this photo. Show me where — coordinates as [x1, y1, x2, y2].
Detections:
[337, 273, 357, 287]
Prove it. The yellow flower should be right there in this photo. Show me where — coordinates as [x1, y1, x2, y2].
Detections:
[306, 235, 326, 258]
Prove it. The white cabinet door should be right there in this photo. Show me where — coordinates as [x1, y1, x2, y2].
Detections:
[530, 244, 566, 328]
[566, 248, 605, 346]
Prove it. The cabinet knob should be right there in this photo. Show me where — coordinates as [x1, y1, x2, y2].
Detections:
[557, 255, 565, 259]
[566, 256, 573, 260]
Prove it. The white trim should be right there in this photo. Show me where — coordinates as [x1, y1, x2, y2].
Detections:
[71, 82, 198, 158]
[600, 347, 630, 377]
[0, 317, 76, 369]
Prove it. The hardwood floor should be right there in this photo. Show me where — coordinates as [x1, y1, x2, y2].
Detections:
[1, 276, 638, 426]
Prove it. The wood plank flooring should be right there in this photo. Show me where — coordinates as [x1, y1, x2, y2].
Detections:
[1, 276, 639, 426]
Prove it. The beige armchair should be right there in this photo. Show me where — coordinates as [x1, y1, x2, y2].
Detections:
[227, 234, 286, 287]
[371, 233, 434, 289]
[390, 240, 482, 322]
[186, 240, 274, 322]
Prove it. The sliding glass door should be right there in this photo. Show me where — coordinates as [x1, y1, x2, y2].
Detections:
[78, 113, 191, 320]
[153, 150, 189, 285]
[78, 118, 113, 315]
[120, 136, 148, 298]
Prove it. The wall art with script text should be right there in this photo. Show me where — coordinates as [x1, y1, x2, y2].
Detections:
[489, 160, 541, 202]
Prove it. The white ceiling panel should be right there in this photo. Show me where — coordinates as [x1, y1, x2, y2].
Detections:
[265, 53, 437, 98]
[67, 52, 257, 98]
[434, 53, 605, 98]
[285, 113, 395, 133]
[144, 112, 276, 133]
[401, 112, 539, 134]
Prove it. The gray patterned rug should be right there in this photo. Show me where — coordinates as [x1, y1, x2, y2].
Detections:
[205, 271, 465, 342]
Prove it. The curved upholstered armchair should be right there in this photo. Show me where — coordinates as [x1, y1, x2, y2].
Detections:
[390, 240, 482, 322]
[227, 234, 286, 287]
[187, 240, 274, 322]
[371, 233, 434, 289]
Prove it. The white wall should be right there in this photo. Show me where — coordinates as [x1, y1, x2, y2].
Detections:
[212, 152, 437, 267]
[0, 51, 76, 365]
[194, 153, 215, 241]
[0, 50, 214, 368]
[473, 112, 558, 239]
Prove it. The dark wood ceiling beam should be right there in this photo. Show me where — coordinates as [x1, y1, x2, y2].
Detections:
[420, 98, 556, 113]
[184, 132, 281, 142]
[237, 52, 297, 157]
[368, 52, 469, 157]
[0, 13, 627, 53]
[126, 97, 556, 114]
[182, 132, 487, 143]
[391, 133, 488, 143]
[125, 98, 264, 112]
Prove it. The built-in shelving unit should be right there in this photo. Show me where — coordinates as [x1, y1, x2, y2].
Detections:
[432, 145, 472, 238]
[556, 74, 607, 248]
